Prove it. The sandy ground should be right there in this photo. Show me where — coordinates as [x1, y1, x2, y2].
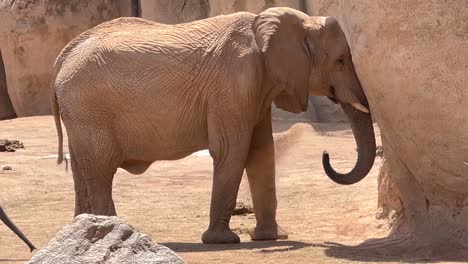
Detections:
[0, 116, 410, 264]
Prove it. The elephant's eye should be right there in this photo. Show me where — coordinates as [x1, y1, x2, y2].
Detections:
[336, 58, 345, 65]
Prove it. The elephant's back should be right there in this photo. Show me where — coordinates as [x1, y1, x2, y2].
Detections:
[52, 12, 259, 129]
[52, 12, 257, 99]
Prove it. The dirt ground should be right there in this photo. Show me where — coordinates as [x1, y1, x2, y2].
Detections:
[0, 116, 427, 264]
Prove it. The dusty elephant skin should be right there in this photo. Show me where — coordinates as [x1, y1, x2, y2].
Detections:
[52, 7, 375, 244]
[0, 206, 36, 252]
[27, 214, 184, 264]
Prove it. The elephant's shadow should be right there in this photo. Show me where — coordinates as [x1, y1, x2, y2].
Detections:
[322, 236, 468, 263]
[164, 236, 468, 262]
[162, 240, 314, 254]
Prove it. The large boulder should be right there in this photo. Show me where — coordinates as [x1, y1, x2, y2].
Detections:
[309, 0, 468, 249]
[0, 0, 133, 117]
[27, 214, 184, 264]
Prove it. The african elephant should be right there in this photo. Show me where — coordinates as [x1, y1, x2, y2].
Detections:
[0, 206, 36, 251]
[52, 7, 376, 243]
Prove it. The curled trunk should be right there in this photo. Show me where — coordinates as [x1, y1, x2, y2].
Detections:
[322, 103, 376, 184]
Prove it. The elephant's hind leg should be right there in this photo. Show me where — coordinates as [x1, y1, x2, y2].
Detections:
[246, 110, 288, 240]
[68, 129, 120, 216]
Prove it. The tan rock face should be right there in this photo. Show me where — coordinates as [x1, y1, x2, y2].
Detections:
[209, 0, 302, 16]
[0, 0, 132, 117]
[305, 0, 341, 18]
[140, 0, 210, 24]
[310, 0, 468, 244]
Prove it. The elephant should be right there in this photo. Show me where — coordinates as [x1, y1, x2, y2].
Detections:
[0, 206, 36, 251]
[51, 7, 376, 243]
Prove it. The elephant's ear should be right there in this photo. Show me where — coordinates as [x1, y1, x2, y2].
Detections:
[253, 7, 313, 113]
[273, 91, 305, 114]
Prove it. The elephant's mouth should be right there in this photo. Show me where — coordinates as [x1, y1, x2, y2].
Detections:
[327, 96, 339, 104]
[274, 90, 306, 113]
[327, 86, 339, 104]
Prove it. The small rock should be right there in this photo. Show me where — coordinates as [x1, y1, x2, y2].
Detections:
[232, 202, 254, 216]
[232, 227, 251, 235]
[0, 139, 24, 152]
[376, 146, 384, 158]
[27, 214, 184, 264]
[2, 166, 12, 170]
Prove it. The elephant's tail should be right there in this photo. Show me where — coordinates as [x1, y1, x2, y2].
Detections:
[51, 89, 68, 170]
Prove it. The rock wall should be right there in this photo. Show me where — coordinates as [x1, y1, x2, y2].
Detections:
[140, 0, 210, 24]
[209, 0, 303, 16]
[0, 0, 133, 118]
[309, 0, 468, 246]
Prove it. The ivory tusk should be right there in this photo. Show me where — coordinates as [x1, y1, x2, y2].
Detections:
[351, 103, 370, 113]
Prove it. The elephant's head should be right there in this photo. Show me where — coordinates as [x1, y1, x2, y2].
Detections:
[253, 7, 376, 184]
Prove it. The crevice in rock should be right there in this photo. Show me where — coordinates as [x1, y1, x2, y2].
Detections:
[131, 0, 141, 17]
[0, 49, 17, 120]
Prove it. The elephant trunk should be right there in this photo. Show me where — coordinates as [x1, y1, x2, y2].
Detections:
[0, 206, 36, 252]
[322, 103, 376, 184]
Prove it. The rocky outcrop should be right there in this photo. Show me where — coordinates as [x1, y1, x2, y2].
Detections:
[309, 0, 468, 248]
[0, 0, 133, 118]
[27, 214, 184, 264]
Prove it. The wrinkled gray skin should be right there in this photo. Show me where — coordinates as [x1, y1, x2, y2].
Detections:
[0, 206, 36, 251]
[52, 7, 375, 243]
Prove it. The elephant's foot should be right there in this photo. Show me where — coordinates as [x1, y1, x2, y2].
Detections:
[202, 228, 240, 244]
[249, 224, 288, 240]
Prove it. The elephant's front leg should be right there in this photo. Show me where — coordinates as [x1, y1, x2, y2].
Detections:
[246, 110, 288, 240]
[202, 129, 252, 244]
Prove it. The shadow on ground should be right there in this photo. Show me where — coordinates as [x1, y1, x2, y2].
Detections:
[163, 240, 315, 254]
[323, 236, 468, 263]
[166, 236, 468, 263]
